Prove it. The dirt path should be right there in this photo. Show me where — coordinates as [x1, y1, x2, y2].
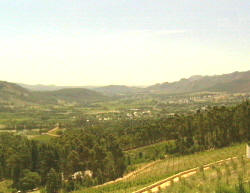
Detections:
[48, 127, 59, 133]
[45, 127, 60, 137]
[45, 133, 60, 137]
[132, 157, 238, 193]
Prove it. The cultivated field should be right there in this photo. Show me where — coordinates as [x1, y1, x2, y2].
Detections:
[74, 144, 246, 193]
[160, 156, 249, 193]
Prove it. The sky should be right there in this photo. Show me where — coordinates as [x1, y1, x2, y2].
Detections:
[0, 0, 249, 86]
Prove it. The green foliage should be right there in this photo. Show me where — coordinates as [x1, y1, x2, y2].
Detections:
[0, 180, 14, 193]
[46, 168, 62, 193]
[19, 170, 41, 192]
[0, 128, 126, 192]
[32, 135, 54, 143]
[124, 141, 172, 165]
[54, 130, 126, 183]
[0, 92, 249, 193]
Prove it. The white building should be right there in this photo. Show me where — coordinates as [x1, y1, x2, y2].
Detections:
[72, 170, 93, 180]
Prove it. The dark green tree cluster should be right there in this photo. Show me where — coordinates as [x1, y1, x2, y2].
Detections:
[0, 133, 61, 192]
[107, 101, 249, 153]
[173, 100, 250, 154]
[66, 101, 249, 153]
[53, 130, 126, 184]
[0, 129, 126, 192]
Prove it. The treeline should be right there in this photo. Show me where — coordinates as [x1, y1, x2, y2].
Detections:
[174, 101, 249, 154]
[99, 101, 249, 152]
[0, 130, 126, 192]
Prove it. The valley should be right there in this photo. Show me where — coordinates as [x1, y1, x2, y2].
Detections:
[0, 70, 249, 193]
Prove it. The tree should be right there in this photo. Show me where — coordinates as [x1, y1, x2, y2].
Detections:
[19, 170, 41, 192]
[46, 168, 61, 193]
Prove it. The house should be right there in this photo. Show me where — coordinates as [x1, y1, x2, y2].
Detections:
[72, 170, 93, 180]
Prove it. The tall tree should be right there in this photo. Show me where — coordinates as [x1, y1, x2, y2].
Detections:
[46, 168, 61, 193]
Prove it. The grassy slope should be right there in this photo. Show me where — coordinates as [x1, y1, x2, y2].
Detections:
[0, 81, 109, 105]
[33, 88, 109, 104]
[0, 180, 13, 193]
[74, 144, 246, 193]
[124, 140, 172, 168]
[31, 134, 55, 143]
[160, 156, 250, 193]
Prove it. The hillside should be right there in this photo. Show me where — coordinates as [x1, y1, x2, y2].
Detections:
[160, 156, 249, 193]
[74, 144, 246, 193]
[18, 83, 65, 91]
[17, 70, 250, 96]
[33, 88, 109, 104]
[92, 85, 143, 96]
[19, 83, 98, 91]
[147, 70, 250, 94]
[2, 70, 250, 105]
[0, 81, 108, 105]
[0, 81, 33, 105]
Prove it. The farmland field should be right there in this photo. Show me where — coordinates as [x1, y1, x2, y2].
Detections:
[31, 134, 55, 143]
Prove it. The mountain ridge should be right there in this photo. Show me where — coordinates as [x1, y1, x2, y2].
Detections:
[146, 70, 250, 94]
[18, 70, 250, 95]
[2, 70, 249, 105]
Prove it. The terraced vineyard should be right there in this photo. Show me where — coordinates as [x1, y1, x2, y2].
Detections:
[74, 144, 246, 193]
[159, 156, 249, 193]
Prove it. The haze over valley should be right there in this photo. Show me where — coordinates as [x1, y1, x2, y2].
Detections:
[0, 0, 249, 193]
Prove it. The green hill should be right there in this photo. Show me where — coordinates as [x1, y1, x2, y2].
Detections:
[0, 81, 33, 105]
[0, 81, 108, 105]
[33, 88, 109, 104]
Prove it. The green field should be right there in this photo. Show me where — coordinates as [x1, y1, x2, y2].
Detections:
[124, 140, 173, 168]
[31, 134, 55, 143]
[74, 144, 246, 193]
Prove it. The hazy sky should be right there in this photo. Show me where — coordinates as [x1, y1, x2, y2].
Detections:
[0, 0, 249, 86]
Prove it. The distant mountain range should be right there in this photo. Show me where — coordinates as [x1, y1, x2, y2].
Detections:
[18, 83, 97, 91]
[0, 70, 249, 105]
[91, 85, 143, 95]
[0, 81, 108, 105]
[91, 70, 250, 95]
[147, 70, 250, 94]
[19, 70, 250, 96]
[18, 70, 250, 96]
